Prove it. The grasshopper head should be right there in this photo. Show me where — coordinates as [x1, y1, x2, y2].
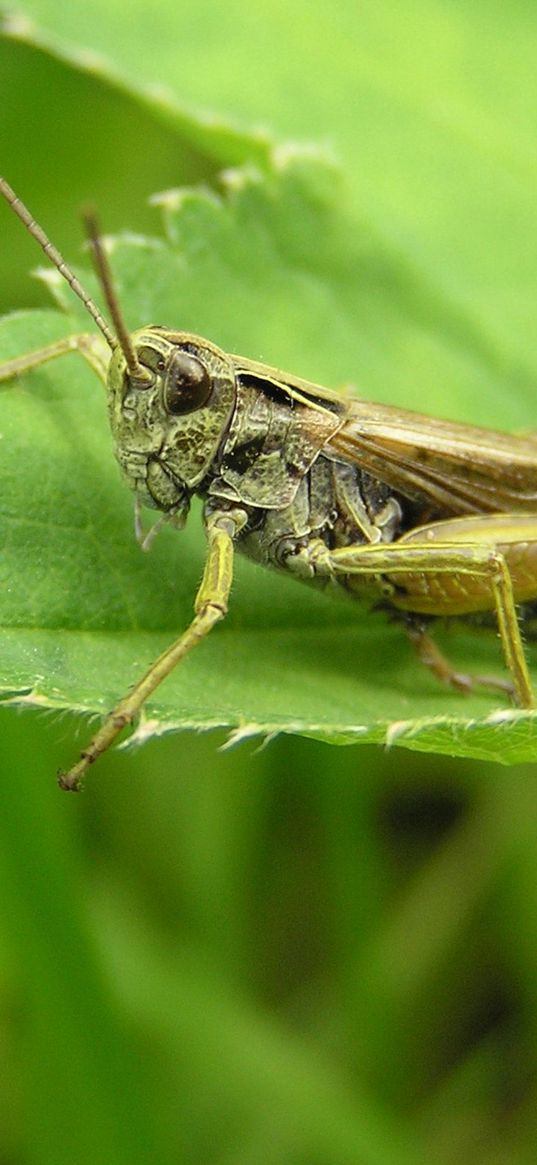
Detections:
[0, 183, 239, 514]
[107, 327, 237, 511]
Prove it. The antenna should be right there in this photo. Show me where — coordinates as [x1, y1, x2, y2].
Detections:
[81, 208, 148, 380]
[0, 176, 117, 350]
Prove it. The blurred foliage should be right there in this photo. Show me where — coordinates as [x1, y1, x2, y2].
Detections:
[2, 2, 537, 1163]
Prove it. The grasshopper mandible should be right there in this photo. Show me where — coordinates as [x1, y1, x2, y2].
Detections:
[2, 175, 537, 790]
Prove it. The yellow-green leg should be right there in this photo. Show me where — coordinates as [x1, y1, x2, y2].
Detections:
[0, 333, 109, 383]
[307, 537, 534, 708]
[59, 513, 238, 791]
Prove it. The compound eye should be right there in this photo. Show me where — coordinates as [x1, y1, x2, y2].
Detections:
[164, 351, 212, 415]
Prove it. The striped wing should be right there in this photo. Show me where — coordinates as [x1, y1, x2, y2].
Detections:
[328, 398, 537, 516]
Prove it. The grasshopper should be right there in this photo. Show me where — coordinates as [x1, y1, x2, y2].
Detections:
[1, 176, 537, 789]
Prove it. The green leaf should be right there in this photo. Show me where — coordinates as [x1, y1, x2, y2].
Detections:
[4, 1, 537, 360]
[2, 154, 537, 765]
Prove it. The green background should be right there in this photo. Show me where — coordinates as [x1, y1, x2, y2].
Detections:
[2, 2, 537, 1162]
